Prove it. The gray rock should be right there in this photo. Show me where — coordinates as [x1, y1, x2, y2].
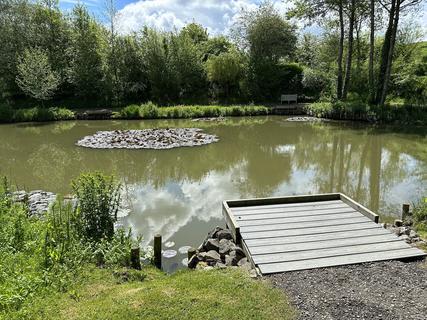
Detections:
[394, 219, 403, 227]
[233, 247, 246, 260]
[409, 230, 418, 239]
[225, 254, 238, 266]
[219, 239, 235, 257]
[214, 262, 227, 269]
[399, 234, 411, 243]
[237, 257, 252, 271]
[217, 229, 233, 241]
[204, 250, 221, 265]
[208, 226, 223, 239]
[203, 238, 219, 252]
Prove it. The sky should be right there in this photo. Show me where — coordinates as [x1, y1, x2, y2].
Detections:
[59, 0, 427, 39]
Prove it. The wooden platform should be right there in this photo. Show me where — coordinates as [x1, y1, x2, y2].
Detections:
[223, 193, 426, 275]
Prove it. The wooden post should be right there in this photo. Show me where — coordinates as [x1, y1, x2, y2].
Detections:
[402, 203, 410, 220]
[154, 234, 162, 269]
[130, 247, 141, 270]
[187, 247, 196, 261]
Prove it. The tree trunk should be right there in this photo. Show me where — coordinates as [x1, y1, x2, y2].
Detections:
[343, 0, 356, 100]
[376, 0, 396, 104]
[379, 0, 401, 106]
[337, 1, 345, 100]
[368, 0, 375, 103]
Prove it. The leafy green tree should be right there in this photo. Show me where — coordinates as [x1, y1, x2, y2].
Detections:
[15, 47, 60, 101]
[69, 5, 108, 104]
[233, 1, 297, 101]
[206, 49, 244, 101]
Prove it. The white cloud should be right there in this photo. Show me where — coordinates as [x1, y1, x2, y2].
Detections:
[116, 0, 268, 35]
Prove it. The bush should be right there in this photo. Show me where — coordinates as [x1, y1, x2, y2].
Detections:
[72, 172, 121, 242]
[0, 106, 75, 123]
[139, 101, 159, 119]
[413, 200, 427, 232]
[119, 104, 141, 119]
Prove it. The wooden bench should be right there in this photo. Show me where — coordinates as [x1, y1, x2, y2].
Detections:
[281, 94, 298, 104]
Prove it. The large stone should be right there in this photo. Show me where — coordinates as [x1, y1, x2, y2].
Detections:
[203, 238, 220, 252]
[237, 257, 252, 271]
[219, 239, 235, 257]
[225, 254, 238, 266]
[399, 234, 411, 243]
[233, 247, 246, 260]
[217, 229, 233, 241]
[207, 226, 223, 239]
[204, 250, 221, 265]
[394, 219, 403, 227]
[409, 230, 418, 239]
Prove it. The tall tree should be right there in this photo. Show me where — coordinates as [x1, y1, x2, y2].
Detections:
[368, 0, 375, 102]
[376, 0, 422, 106]
[15, 47, 60, 102]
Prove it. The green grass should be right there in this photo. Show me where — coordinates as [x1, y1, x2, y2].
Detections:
[25, 267, 295, 320]
[0, 106, 75, 123]
[117, 102, 270, 119]
[305, 101, 427, 124]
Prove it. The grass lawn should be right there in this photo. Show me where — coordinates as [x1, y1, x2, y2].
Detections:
[25, 267, 295, 320]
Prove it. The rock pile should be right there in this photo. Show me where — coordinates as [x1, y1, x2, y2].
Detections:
[383, 219, 426, 246]
[188, 226, 257, 277]
[76, 128, 219, 150]
[12, 190, 56, 216]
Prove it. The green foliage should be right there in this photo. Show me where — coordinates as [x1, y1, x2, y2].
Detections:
[15, 48, 60, 101]
[206, 49, 245, 101]
[72, 172, 121, 242]
[117, 104, 269, 119]
[2, 107, 75, 123]
[0, 173, 144, 317]
[413, 200, 427, 233]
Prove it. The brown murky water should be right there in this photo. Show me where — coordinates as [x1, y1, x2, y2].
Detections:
[1, 117, 426, 271]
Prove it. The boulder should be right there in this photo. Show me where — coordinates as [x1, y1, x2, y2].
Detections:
[225, 254, 238, 266]
[409, 230, 418, 239]
[219, 239, 235, 257]
[394, 219, 403, 227]
[208, 226, 223, 239]
[237, 257, 252, 271]
[203, 238, 220, 252]
[217, 229, 233, 241]
[233, 247, 246, 260]
[399, 234, 411, 243]
[204, 250, 221, 265]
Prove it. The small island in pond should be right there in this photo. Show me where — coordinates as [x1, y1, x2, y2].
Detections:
[76, 128, 219, 150]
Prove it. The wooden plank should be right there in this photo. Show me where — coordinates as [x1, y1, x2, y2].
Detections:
[340, 193, 379, 223]
[231, 200, 344, 212]
[235, 208, 358, 221]
[259, 248, 426, 274]
[238, 211, 362, 226]
[226, 193, 341, 208]
[245, 228, 392, 247]
[253, 241, 411, 264]
[222, 201, 240, 244]
[240, 216, 371, 233]
[241, 222, 380, 240]
[249, 234, 401, 255]
[233, 203, 350, 215]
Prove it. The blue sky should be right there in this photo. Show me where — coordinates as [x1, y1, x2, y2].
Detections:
[59, 0, 426, 39]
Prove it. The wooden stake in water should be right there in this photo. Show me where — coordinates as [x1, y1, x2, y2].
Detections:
[154, 234, 162, 269]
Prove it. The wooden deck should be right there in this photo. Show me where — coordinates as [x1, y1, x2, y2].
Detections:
[223, 193, 426, 275]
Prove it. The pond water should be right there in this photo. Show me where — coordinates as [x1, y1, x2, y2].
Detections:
[0, 117, 426, 271]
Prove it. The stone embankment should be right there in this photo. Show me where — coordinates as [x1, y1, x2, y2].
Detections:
[187, 226, 257, 277]
[12, 190, 57, 216]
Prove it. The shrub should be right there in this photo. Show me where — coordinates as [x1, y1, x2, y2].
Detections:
[140, 101, 159, 119]
[413, 200, 427, 232]
[119, 104, 141, 119]
[72, 172, 121, 242]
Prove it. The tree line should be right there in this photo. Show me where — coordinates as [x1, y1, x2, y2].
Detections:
[0, 0, 425, 108]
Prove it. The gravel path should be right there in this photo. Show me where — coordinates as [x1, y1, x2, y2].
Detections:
[268, 260, 427, 320]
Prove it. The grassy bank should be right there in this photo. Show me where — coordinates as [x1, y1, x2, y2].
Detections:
[0, 104, 269, 123]
[305, 101, 427, 125]
[0, 174, 295, 320]
[27, 267, 294, 320]
[414, 199, 427, 240]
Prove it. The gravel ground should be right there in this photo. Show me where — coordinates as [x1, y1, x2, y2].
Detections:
[268, 260, 427, 320]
